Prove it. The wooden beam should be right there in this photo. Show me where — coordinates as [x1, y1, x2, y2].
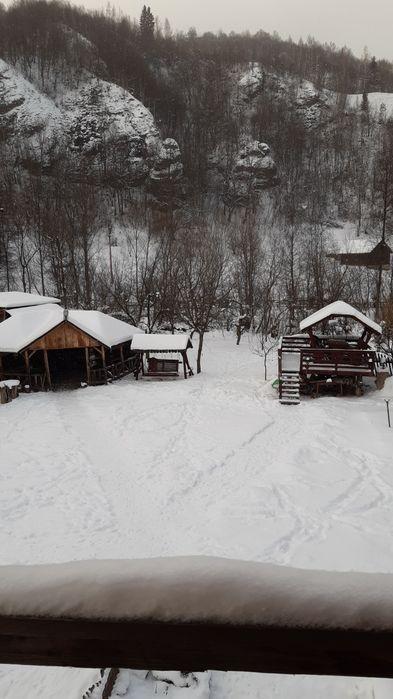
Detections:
[23, 351, 31, 387]
[85, 348, 91, 385]
[43, 350, 52, 390]
[1, 616, 393, 678]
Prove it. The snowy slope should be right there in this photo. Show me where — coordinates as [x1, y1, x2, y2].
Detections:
[0, 58, 63, 146]
[0, 58, 161, 164]
[347, 91, 393, 115]
[0, 334, 393, 697]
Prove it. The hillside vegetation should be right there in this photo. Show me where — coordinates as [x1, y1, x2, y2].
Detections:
[1, 0, 393, 349]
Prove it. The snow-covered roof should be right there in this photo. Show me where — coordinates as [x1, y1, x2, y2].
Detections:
[0, 291, 60, 309]
[0, 305, 140, 353]
[300, 301, 382, 335]
[1, 556, 393, 632]
[131, 333, 192, 352]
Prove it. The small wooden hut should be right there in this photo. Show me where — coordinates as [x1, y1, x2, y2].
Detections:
[131, 334, 193, 379]
[278, 301, 383, 404]
[0, 300, 139, 390]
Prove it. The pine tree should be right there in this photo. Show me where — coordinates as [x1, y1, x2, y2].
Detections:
[140, 5, 155, 47]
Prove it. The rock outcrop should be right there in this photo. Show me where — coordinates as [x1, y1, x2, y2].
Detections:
[149, 138, 185, 205]
[226, 141, 279, 205]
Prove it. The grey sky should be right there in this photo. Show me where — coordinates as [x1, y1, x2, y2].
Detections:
[78, 0, 393, 61]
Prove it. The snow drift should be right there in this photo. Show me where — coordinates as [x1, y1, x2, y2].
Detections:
[1, 556, 393, 632]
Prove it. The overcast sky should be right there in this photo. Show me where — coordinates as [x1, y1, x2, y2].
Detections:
[77, 0, 393, 61]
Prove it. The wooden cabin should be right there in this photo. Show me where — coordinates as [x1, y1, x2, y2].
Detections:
[131, 333, 193, 379]
[278, 301, 383, 404]
[327, 240, 392, 270]
[0, 297, 140, 390]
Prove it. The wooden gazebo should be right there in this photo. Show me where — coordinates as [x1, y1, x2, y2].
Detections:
[131, 333, 193, 379]
[0, 301, 139, 390]
[278, 301, 383, 404]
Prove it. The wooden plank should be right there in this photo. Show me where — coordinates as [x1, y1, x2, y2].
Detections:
[28, 322, 100, 351]
[1, 616, 393, 678]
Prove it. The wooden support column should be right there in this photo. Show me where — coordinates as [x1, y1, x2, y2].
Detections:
[24, 351, 31, 388]
[43, 350, 52, 390]
[101, 345, 108, 384]
[182, 352, 187, 379]
[184, 351, 193, 377]
[85, 348, 91, 385]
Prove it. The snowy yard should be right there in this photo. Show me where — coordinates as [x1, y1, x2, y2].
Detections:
[1, 333, 393, 698]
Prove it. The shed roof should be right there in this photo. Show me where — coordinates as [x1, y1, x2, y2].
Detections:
[0, 305, 140, 353]
[0, 291, 60, 309]
[299, 301, 382, 336]
[131, 333, 192, 352]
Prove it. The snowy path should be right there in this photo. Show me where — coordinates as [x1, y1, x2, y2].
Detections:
[1, 333, 393, 697]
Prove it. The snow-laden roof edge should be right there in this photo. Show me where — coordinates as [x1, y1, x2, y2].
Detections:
[131, 333, 192, 352]
[1, 556, 393, 632]
[0, 305, 140, 353]
[300, 301, 382, 335]
[0, 291, 61, 309]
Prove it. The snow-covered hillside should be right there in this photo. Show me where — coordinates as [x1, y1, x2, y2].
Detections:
[0, 334, 393, 697]
[0, 55, 164, 175]
[347, 91, 393, 115]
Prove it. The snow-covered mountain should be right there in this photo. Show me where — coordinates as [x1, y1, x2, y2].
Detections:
[0, 37, 180, 192]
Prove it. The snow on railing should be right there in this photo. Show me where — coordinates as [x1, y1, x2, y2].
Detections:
[1, 556, 393, 677]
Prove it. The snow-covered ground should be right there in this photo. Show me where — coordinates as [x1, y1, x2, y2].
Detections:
[1, 333, 393, 697]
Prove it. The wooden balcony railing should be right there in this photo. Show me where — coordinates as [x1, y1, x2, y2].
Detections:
[299, 348, 376, 376]
[1, 557, 393, 678]
[90, 357, 138, 385]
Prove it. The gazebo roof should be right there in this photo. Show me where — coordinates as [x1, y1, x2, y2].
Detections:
[0, 291, 60, 309]
[0, 305, 140, 353]
[131, 333, 193, 352]
[299, 301, 382, 336]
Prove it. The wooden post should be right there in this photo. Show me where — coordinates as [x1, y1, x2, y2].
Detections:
[184, 352, 193, 377]
[24, 351, 31, 389]
[0, 354, 3, 380]
[43, 350, 52, 390]
[85, 348, 91, 385]
[182, 352, 187, 379]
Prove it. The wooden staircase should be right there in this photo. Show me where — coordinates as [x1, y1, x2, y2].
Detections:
[279, 371, 300, 405]
[279, 336, 308, 405]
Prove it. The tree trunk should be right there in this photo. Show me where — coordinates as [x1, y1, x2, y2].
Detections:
[197, 331, 204, 374]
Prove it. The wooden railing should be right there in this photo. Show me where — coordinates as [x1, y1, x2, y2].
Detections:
[299, 348, 376, 376]
[90, 357, 138, 385]
[2, 615, 393, 678]
[1, 558, 393, 678]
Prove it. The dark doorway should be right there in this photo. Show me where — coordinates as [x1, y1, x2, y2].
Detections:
[47, 349, 87, 389]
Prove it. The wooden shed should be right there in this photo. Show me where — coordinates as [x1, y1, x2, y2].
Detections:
[131, 334, 193, 379]
[0, 302, 140, 390]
